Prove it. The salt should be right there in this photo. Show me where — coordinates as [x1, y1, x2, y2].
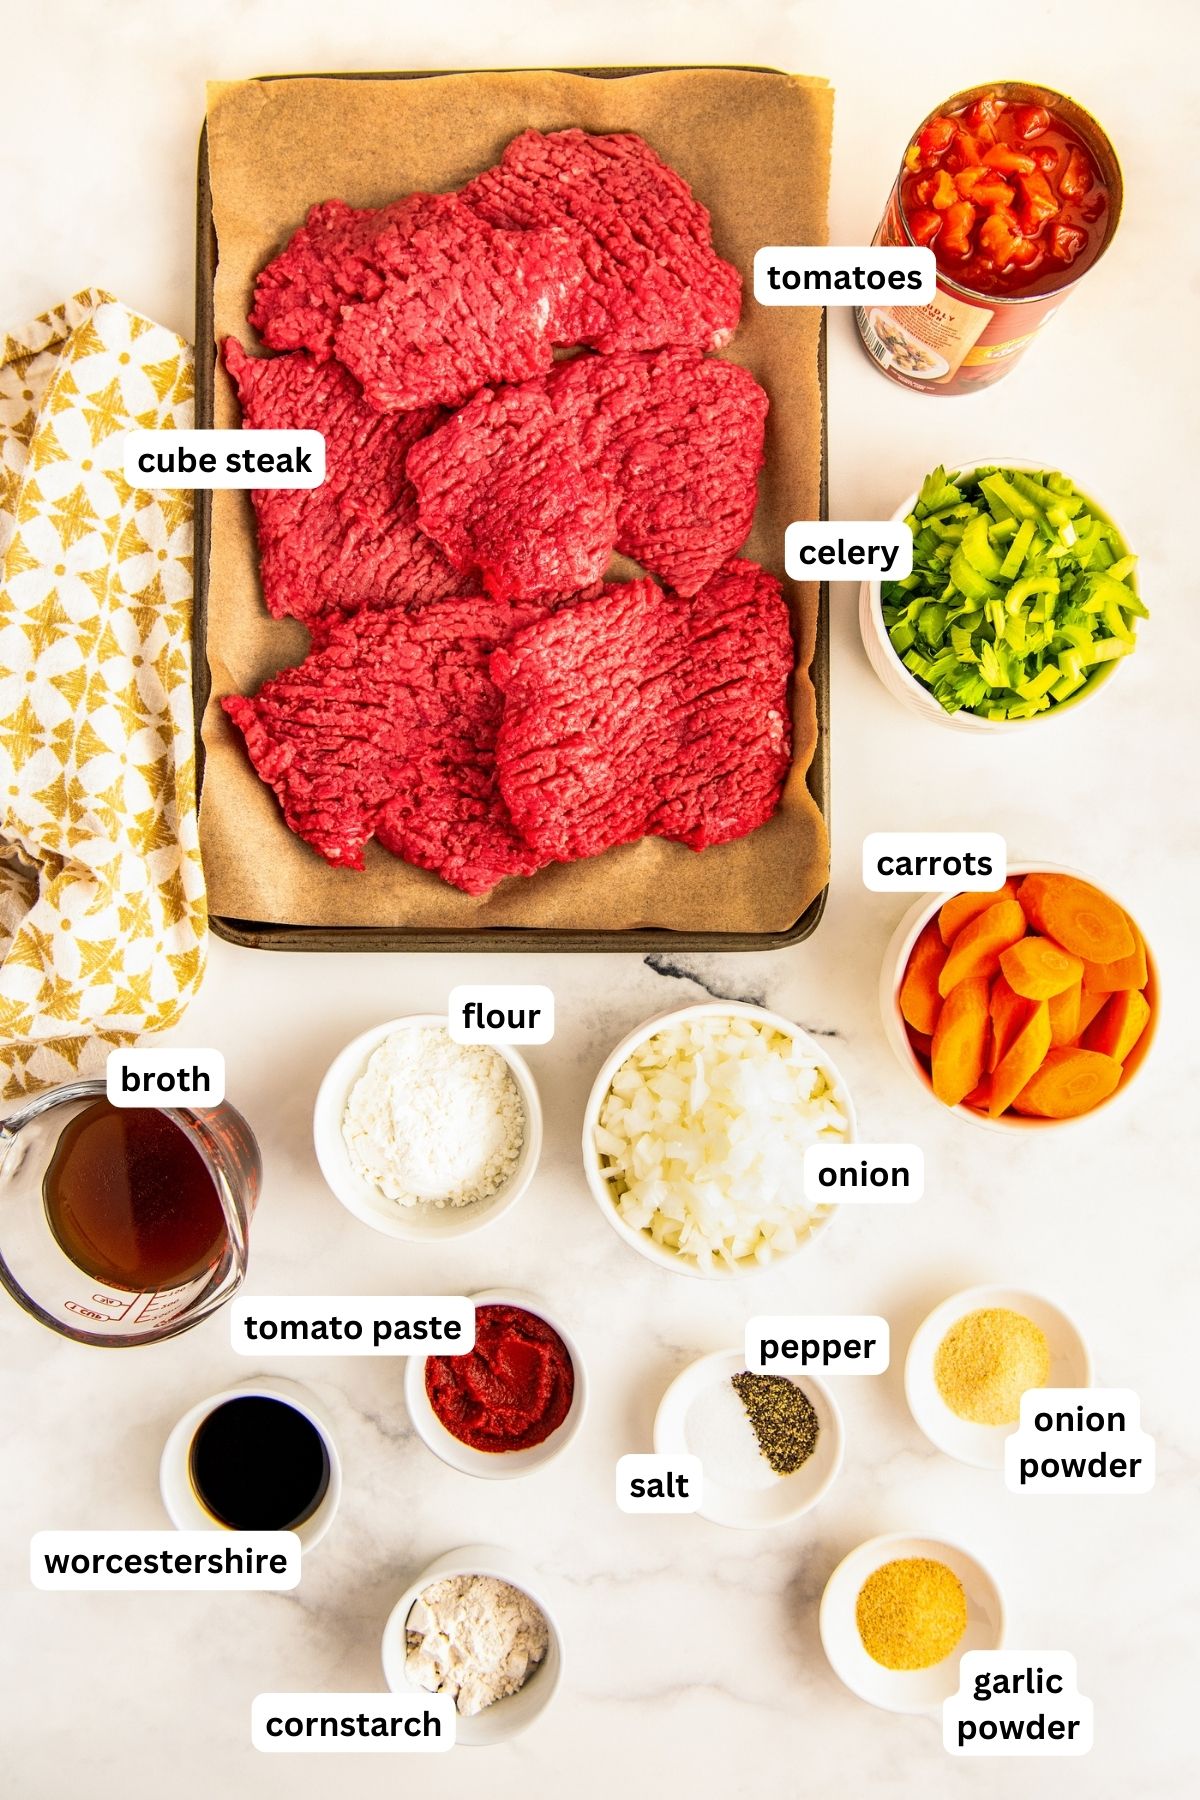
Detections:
[684, 1375, 776, 1489]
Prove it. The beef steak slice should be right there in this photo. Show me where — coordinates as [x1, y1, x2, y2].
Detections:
[548, 350, 767, 596]
[224, 340, 468, 629]
[464, 129, 742, 354]
[491, 562, 794, 863]
[222, 599, 544, 893]
[249, 192, 583, 411]
[407, 350, 767, 603]
[405, 381, 619, 604]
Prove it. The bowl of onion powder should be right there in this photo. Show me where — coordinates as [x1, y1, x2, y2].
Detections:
[314, 1015, 542, 1241]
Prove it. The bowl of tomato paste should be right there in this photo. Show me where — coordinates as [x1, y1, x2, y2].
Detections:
[405, 1288, 587, 1478]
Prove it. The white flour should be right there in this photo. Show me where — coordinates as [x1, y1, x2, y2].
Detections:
[342, 1026, 524, 1208]
[406, 1575, 549, 1716]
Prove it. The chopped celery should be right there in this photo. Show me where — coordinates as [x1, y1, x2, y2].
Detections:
[918, 602, 948, 645]
[1086, 636, 1134, 666]
[879, 462, 1147, 720]
[960, 514, 1003, 579]
[999, 518, 1036, 579]
[1017, 664, 1062, 701]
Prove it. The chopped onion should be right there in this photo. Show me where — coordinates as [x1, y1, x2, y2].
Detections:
[595, 1015, 850, 1270]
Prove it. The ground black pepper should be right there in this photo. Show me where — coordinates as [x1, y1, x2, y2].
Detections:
[731, 1371, 820, 1474]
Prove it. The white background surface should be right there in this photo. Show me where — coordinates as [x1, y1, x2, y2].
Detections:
[2, 1, 1198, 1794]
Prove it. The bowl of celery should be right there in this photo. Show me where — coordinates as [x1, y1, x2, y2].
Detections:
[860, 461, 1146, 731]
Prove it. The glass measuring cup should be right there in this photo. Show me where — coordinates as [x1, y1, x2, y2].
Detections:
[0, 1080, 261, 1347]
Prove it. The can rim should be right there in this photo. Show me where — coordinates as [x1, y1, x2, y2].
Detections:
[893, 78, 1124, 307]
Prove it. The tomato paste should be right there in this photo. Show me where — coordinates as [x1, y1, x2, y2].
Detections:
[425, 1302, 574, 1452]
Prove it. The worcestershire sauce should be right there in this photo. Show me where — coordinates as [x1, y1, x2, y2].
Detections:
[43, 1100, 228, 1290]
[189, 1396, 330, 1530]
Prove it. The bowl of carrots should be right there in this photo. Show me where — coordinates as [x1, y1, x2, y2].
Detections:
[882, 864, 1157, 1128]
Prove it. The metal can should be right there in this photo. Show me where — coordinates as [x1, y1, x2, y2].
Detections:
[856, 81, 1122, 395]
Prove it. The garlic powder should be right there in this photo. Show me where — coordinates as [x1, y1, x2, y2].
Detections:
[342, 1025, 524, 1207]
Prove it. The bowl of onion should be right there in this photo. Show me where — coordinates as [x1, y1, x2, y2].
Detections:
[582, 1002, 856, 1278]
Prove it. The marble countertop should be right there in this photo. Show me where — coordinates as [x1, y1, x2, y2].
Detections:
[2, 4, 1196, 1796]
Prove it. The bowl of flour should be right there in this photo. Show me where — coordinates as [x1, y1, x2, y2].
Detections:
[314, 1015, 541, 1240]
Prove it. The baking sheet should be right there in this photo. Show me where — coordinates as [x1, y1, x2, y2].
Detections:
[197, 67, 832, 945]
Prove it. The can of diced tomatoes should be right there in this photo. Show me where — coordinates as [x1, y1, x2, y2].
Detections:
[856, 81, 1122, 395]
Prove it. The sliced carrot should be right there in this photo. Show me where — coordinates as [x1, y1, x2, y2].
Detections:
[1077, 986, 1108, 1036]
[999, 935, 1084, 1000]
[1048, 979, 1082, 1047]
[989, 974, 1034, 1071]
[1017, 873, 1134, 964]
[931, 975, 991, 1107]
[963, 1077, 992, 1112]
[938, 898, 1027, 997]
[906, 1026, 933, 1062]
[1082, 988, 1151, 1063]
[1011, 1047, 1123, 1118]
[900, 920, 948, 1035]
[938, 880, 1018, 946]
[989, 1002, 1052, 1117]
[1081, 915, 1148, 993]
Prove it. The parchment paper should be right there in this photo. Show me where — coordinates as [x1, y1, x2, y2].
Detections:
[200, 68, 832, 933]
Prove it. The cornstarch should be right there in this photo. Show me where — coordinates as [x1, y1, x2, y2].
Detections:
[406, 1574, 549, 1715]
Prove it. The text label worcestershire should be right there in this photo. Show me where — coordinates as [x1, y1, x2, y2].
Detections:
[32, 1530, 299, 1590]
[230, 1296, 475, 1356]
[124, 429, 325, 489]
[754, 247, 935, 307]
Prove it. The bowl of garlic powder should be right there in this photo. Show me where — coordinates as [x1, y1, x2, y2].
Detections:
[314, 1015, 542, 1240]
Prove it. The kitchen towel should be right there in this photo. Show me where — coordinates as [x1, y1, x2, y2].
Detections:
[0, 289, 206, 1098]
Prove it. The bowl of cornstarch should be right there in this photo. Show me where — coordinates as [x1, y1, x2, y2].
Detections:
[382, 1542, 563, 1747]
[654, 1348, 844, 1527]
[314, 1016, 541, 1241]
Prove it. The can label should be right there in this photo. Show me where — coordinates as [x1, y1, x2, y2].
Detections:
[858, 180, 1063, 394]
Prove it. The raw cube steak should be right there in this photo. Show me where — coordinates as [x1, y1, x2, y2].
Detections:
[407, 351, 767, 602]
[223, 340, 467, 629]
[249, 192, 584, 410]
[491, 563, 793, 862]
[465, 129, 742, 354]
[548, 349, 767, 595]
[405, 382, 619, 603]
[222, 600, 544, 893]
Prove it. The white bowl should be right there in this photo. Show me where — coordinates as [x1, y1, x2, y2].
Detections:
[313, 1014, 542, 1241]
[405, 1287, 587, 1480]
[582, 1002, 856, 1278]
[905, 1284, 1092, 1469]
[159, 1375, 342, 1553]
[381, 1542, 563, 1746]
[859, 458, 1136, 731]
[820, 1532, 1004, 1714]
[880, 860, 1158, 1132]
[654, 1347, 843, 1528]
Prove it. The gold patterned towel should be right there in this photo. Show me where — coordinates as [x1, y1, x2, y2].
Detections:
[0, 290, 206, 1099]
